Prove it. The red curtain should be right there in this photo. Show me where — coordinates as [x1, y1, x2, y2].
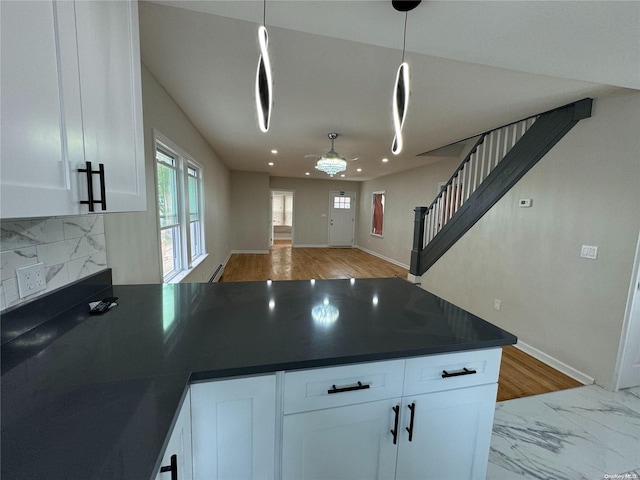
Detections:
[372, 194, 383, 235]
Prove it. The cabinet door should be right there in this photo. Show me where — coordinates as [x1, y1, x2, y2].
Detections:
[190, 375, 276, 480]
[157, 389, 193, 480]
[395, 383, 498, 480]
[0, 0, 84, 218]
[74, 0, 146, 212]
[282, 398, 401, 480]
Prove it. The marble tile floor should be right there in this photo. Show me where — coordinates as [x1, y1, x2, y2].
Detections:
[488, 384, 640, 480]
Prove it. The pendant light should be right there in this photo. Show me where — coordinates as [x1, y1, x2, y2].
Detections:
[391, 0, 421, 155]
[256, 0, 272, 132]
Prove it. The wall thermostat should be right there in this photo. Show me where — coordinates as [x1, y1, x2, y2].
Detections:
[519, 198, 532, 208]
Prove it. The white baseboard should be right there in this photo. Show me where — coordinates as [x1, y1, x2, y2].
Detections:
[514, 341, 595, 386]
[355, 245, 410, 270]
[293, 244, 329, 248]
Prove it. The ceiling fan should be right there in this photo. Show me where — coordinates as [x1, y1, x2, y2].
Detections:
[306, 133, 358, 177]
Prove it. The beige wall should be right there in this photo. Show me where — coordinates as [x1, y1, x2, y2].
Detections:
[420, 90, 640, 388]
[269, 177, 361, 246]
[105, 65, 231, 284]
[356, 158, 460, 266]
[231, 171, 271, 251]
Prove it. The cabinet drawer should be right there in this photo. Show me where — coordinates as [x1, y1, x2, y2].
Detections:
[403, 348, 502, 396]
[284, 360, 405, 414]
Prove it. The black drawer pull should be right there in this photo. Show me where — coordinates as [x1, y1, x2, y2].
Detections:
[406, 402, 416, 442]
[327, 381, 370, 394]
[442, 367, 477, 378]
[160, 454, 178, 480]
[390, 405, 400, 444]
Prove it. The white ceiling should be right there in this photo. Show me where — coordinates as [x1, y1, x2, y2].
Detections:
[139, 1, 638, 181]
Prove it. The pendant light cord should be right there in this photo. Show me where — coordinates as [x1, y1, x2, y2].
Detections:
[402, 11, 407, 63]
[263, 0, 266, 26]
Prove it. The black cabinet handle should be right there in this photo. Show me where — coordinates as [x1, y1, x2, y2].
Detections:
[405, 402, 415, 442]
[78, 161, 107, 211]
[390, 405, 400, 445]
[441, 367, 477, 378]
[327, 381, 370, 394]
[159, 454, 177, 480]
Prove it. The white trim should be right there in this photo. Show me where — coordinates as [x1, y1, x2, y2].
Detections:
[406, 273, 420, 284]
[514, 340, 594, 386]
[613, 229, 640, 390]
[293, 244, 330, 248]
[166, 253, 209, 284]
[355, 245, 410, 270]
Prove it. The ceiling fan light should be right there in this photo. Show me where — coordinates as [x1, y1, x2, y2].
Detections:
[314, 132, 348, 177]
[315, 157, 347, 177]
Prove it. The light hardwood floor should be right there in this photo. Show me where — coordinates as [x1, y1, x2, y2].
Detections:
[221, 242, 582, 401]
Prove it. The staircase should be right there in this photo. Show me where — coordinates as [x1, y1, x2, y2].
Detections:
[410, 98, 593, 277]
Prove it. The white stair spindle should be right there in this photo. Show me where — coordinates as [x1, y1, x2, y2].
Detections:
[459, 165, 466, 207]
[494, 128, 502, 168]
[472, 151, 479, 192]
[454, 174, 461, 213]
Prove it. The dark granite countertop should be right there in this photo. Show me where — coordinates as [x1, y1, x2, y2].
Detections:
[1, 272, 516, 480]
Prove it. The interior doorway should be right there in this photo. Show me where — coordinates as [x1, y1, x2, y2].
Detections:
[271, 190, 294, 247]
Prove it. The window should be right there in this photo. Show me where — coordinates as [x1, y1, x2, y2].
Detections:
[333, 196, 351, 209]
[272, 193, 293, 226]
[155, 133, 205, 282]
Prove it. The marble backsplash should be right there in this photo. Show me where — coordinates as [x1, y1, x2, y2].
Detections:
[0, 215, 107, 312]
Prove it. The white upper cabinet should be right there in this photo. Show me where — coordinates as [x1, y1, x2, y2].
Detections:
[74, 0, 146, 213]
[0, 0, 146, 220]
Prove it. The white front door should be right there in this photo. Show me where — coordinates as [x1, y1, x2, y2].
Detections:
[328, 191, 355, 247]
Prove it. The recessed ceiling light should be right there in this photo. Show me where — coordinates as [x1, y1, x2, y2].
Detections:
[305, 172, 310, 176]
[271, 149, 278, 154]
[340, 174, 345, 178]
[356, 168, 362, 172]
[268, 162, 274, 166]
[382, 158, 389, 163]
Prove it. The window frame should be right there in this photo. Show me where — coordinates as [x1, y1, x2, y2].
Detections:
[154, 130, 206, 283]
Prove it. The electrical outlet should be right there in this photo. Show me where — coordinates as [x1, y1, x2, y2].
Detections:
[16, 263, 46, 298]
[494, 298, 502, 311]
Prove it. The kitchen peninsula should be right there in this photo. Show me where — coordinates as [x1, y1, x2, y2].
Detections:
[1, 270, 516, 479]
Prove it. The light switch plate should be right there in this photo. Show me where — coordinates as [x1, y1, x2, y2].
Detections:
[580, 245, 598, 260]
[17, 263, 46, 298]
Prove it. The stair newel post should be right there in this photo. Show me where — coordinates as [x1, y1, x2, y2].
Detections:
[410, 206, 428, 276]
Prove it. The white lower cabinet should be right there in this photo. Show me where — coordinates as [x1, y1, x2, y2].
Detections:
[282, 398, 401, 480]
[157, 389, 193, 480]
[395, 384, 498, 480]
[156, 349, 501, 480]
[281, 348, 501, 480]
[190, 375, 276, 480]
